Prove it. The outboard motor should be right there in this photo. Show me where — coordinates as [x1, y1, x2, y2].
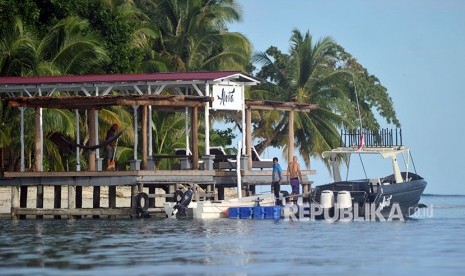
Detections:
[173, 188, 195, 216]
[320, 190, 335, 219]
[336, 190, 352, 221]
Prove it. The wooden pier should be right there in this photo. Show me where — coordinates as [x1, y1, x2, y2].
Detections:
[0, 71, 318, 220]
[0, 169, 315, 219]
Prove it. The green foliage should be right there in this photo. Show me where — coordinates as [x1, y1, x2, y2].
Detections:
[0, 1, 399, 174]
[210, 128, 236, 148]
[0, 0, 40, 38]
[142, 0, 251, 72]
[251, 29, 400, 169]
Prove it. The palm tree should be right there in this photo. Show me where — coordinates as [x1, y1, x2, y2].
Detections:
[0, 16, 112, 171]
[252, 29, 399, 168]
[86, 0, 159, 73]
[252, 30, 345, 167]
[0, 17, 36, 76]
[150, 111, 189, 169]
[143, 0, 251, 71]
[31, 16, 109, 75]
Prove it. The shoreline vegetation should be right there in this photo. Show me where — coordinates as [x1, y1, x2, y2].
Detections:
[0, 0, 400, 176]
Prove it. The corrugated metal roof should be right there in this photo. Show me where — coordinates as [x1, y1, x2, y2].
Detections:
[0, 71, 259, 85]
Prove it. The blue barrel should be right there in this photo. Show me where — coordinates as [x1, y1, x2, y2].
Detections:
[239, 207, 252, 219]
[264, 206, 281, 219]
[253, 206, 265, 219]
[228, 207, 240, 219]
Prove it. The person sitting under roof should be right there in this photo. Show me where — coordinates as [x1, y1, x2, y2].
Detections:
[105, 123, 119, 170]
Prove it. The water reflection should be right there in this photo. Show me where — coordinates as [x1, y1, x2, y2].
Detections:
[1, 196, 465, 274]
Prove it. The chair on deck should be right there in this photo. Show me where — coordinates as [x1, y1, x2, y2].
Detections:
[209, 146, 236, 163]
[174, 148, 192, 156]
[251, 146, 273, 170]
[251, 146, 272, 162]
[209, 146, 236, 170]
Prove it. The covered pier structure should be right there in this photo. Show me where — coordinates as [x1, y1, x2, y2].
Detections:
[0, 71, 317, 218]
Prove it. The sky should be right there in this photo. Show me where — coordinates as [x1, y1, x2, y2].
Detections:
[228, 0, 465, 195]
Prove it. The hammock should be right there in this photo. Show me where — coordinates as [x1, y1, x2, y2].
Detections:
[60, 130, 124, 151]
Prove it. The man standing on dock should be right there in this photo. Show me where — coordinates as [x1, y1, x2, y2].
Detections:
[287, 156, 303, 205]
[272, 157, 283, 205]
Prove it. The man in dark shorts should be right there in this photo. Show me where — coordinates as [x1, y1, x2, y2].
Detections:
[287, 156, 303, 205]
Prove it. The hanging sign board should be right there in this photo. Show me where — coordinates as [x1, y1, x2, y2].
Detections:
[211, 84, 243, 111]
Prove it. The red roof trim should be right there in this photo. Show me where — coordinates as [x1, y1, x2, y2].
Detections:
[0, 71, 257, 85]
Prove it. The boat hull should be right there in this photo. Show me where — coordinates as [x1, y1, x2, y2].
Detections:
[310, 174, 427, 220]
[375, 179, 427, 217]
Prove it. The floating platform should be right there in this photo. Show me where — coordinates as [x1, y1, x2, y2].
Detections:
[228, 206, 282, 220]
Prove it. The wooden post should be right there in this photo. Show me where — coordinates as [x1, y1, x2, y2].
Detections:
[76, 186, 82, 208]
[76, 186, 82, 219]
[54, 185, 61, 219]
[149, 186, 156, 207]
[218, 186, 225, 200]
[288, 110, 295, 163]
[109, 186, 116, 208]
[141, 105, 148, 170]
[93, 186, 100, 219]
[246, 108, 252, 170]
[89, 109, 96, 171]
[109, 185, 116, 219]
[19, 186, 27, 219]
[131, 185, 138, 217]
[191, 106, 199, 170]
[168, 184, 176, 202]
[11, 186, 19, 219]
[68, 185, 76, 219]
[36, 186, 44, 219]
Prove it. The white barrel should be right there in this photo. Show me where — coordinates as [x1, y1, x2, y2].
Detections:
[320, 190, 334, 209]
[336, 191, 352, 209]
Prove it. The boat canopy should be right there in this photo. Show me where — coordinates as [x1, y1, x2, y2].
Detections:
[322, 146, 409, 160]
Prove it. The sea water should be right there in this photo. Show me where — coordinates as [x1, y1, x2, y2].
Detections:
[0, 195, 464, 275]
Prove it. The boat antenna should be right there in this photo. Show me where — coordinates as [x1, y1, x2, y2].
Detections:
[352, 74, 368, 179]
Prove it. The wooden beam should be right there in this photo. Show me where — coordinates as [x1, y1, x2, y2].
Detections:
[6, 95, 213, 109]
[142, 105, 148, 170]
[246, 108, 252, 170]
[89, 109, 96, 171]
[192, 106, 199, 170]
[245, 99, 317, 112]
[288, 110, 294, 163]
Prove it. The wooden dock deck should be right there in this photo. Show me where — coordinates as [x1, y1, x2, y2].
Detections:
[0, 169, 315, 219]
